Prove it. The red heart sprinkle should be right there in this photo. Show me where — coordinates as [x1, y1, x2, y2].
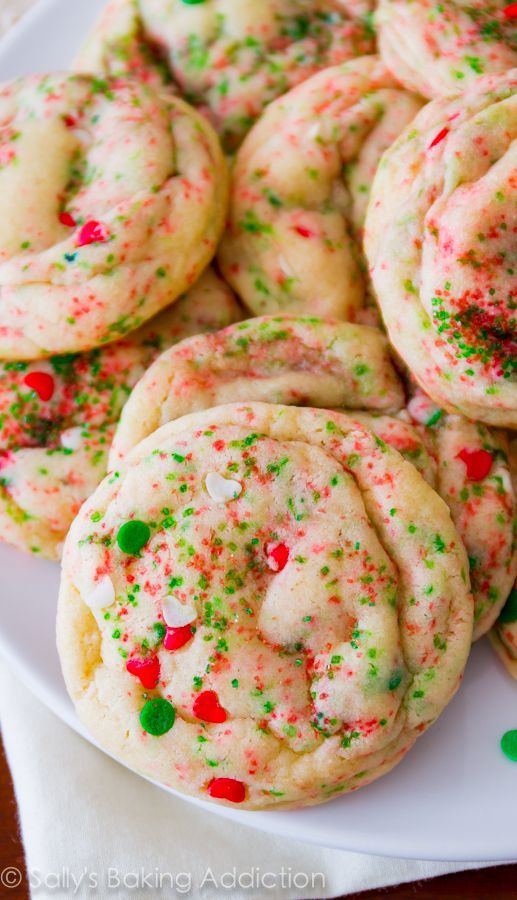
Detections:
[23, 372, 55, 402]
[163, 624, 194, 651]
[457, 448, 493, 482]
[207, 778, 246, 803]
[76, 221, 109, 247]
[126, 655, 160, 689]
[429, 128, 449, 149]
[59, 212, 77, 227]
[193, 690, 227, 723]
[265, 541, 290, 572]
[503, 3, 517, 18]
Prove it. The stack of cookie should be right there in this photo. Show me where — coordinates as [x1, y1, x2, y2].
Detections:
[0, 1, 514, 810]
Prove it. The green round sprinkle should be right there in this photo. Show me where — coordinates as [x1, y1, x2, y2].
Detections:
[498, 589, 517, 625]
[388, 672, 402, 691]
[501, 730, 517, 762]
[181, 0, 206, 4]
[140, 699, 176, 736]
[117, 520, 151, 555]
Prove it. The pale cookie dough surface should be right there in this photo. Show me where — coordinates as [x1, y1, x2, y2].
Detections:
[57, 402, 473, 810]
[376, 0, 517, 99]
[110, 315, 405, 462]
[336, 406, 515, 639]
[0, 73, 228, 358]
[76, 0, 375, 151]
[218, 56, 422, 319]
[112, 315, 514, 637]
[0, 271, 241, 559]
[403, 391, 516, 638]
[365, 69, 517, 428]
[490, 437, 517, 677]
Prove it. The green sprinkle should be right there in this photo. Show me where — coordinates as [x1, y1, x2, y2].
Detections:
[426, 409, 444, 427]
[117, 520, 150, 555]
[140, 699, 176, 736]
[388, 673, 402, 691]
[501, 730, 517, 762]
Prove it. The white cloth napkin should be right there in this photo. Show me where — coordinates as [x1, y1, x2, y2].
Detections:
[0, 663, 495, 900]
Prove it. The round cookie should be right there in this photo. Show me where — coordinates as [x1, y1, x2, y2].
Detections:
[110, 315, 405, 462]
[376, 1, 517, 99]
[218, 56, 422, 318]
[75, 0, 375, 152]
[0, 73, 228, 358]
[365, 69, 517, 428]
[0, 271, 241, 559]
[57, 402, 473, 810]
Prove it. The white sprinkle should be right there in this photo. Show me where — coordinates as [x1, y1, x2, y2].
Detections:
[85, 575, 115, 611]
[205, 472, 242, 503]
[60, 427, 84, 451]
[278, 255, 294, 278]
[307, 122, 320, 140]
[162, 595, 197, 628]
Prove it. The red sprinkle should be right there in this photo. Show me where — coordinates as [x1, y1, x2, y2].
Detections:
[163, 624, 194, 651]
[457, 448, 493, 482]
[207, 778, 246, 803]
[63, 115, 77, 128]
[23, 372, 55, 402]
[76, 220, 109, 247]
[429, 128, 449, 149]
[265, 541, 290, 572]
[59, 212, 77, 227]
[294, 225, 313, 238]
[193, 690, 227, 723]
[503, 3, 517, 18]
[126, 655, 160, 689]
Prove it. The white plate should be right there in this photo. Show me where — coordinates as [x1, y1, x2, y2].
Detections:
[1, 0, 517, 863]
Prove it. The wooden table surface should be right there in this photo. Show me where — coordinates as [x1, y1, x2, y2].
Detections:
[0, 736, 515, 900]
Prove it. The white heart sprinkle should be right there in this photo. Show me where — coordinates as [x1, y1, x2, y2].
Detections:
[85, 575, 115, 611]
[60, 426, 84, 451]
[205, 472, 242, 503]
[162, 595, 197, 628]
